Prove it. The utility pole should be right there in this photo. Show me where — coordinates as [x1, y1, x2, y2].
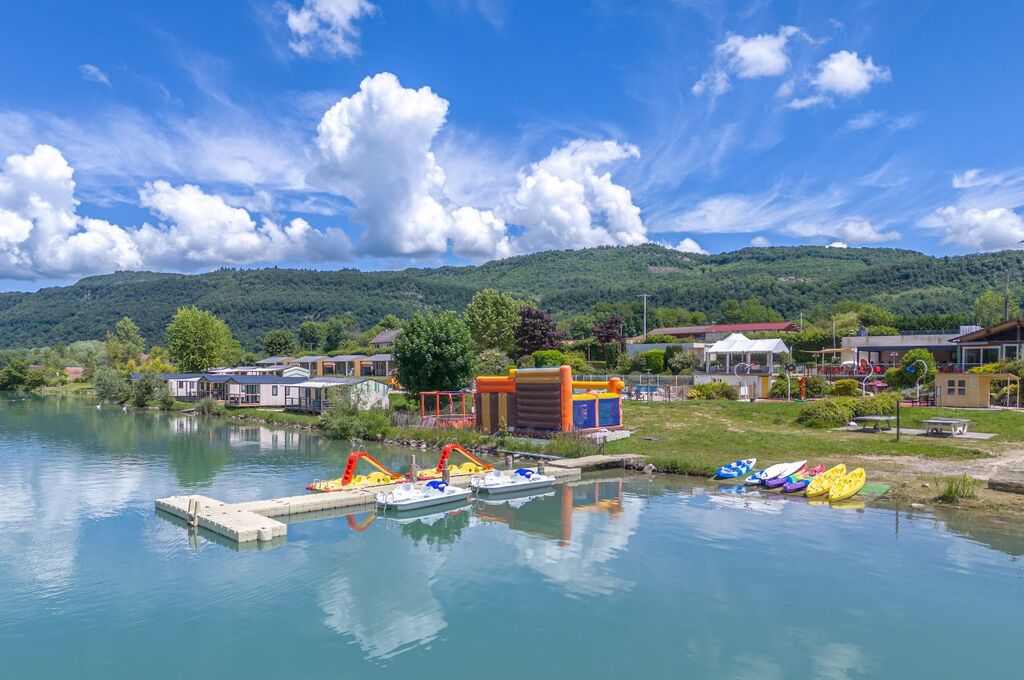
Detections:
[1004, 271, 1011, 322]
[638, 294, 650, 341]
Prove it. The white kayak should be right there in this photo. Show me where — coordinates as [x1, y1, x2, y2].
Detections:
[470, 468, 556, 494]
[745, 462, 789, 485]
[764, 460, 807, 484]
[375, 480, 471, 511]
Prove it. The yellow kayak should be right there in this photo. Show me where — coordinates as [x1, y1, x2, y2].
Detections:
[805, 464, 847, 498]
[829, 467, 866, 502]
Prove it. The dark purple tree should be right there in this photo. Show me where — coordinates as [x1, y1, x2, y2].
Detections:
[592, 314, 625, 346]
[514, 307, 563, 356]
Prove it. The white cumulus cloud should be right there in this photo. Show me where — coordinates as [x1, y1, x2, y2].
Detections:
[0, 144, 141, 278]
[672, 237, 707, 254]
[693, 26, 803, 96]
[312, 72, 512, 259]
[813, 50, 891, 96]
[788, 50, 890, 109]
[0, 145, 351, 279]
[921, 206, 1024, 251]
[750, 235, 771, 247]
[136, 180, 351, 268]
[286, 0, 376, 58]
[504, 139, 647, 251]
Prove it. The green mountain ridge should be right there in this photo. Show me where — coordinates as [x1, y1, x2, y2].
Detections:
[0, 244, 1019, 349]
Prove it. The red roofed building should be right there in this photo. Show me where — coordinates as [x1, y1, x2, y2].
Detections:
[642, 321, 798, 342]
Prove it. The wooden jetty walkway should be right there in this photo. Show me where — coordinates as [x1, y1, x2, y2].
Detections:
[156, 464, 585, 545]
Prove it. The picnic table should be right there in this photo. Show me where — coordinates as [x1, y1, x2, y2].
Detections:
[921, 417, 971, 437]
[853, 415, 895, 432]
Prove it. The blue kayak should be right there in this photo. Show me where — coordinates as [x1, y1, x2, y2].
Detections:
[714, 458, 757, 479]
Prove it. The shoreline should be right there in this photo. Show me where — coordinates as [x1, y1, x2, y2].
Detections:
[20, 388, 1024, 516]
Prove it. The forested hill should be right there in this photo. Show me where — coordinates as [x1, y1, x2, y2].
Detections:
[0, 244, 1019, 348]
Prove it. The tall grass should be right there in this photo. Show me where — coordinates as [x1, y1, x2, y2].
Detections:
[543, 432, 602, 458]
[937, 475, 978, 502]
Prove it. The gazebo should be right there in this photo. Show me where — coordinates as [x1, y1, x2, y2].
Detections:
[704, 333, 790, 374]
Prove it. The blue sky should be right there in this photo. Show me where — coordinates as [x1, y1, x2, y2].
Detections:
[1, 0, 1022, 291]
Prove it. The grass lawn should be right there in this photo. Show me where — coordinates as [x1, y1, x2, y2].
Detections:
[601, 400, 1005, 475]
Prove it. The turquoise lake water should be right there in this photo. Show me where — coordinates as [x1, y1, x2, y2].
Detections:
[1, 394, 1022, 678]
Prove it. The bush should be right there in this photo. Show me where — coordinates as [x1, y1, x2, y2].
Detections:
[643, 333, 680, 343]
[532, 349, 565, 367]
[804, 374, 831, 398]
[563, 350, 591, 373]
[321, 386, 392, 440]
[796, 393, 899, 428]
[831, 379, 862, 397]
[688, 382, 738, 400]
[158, 385, 176, 410]
[130, 373, 163, 407]
[596, 342, 621, 366]
[884, 366, 906, 389]
[517, 354, 536, 368]
[643, 349, 666, 373]
[195, 398, 225, 416]
[901, 348, 936, 383]
[94, 367, 130, 403]
[796, 398, 855, 428]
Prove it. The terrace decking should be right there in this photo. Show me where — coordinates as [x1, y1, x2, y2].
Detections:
[155, 465, 582, 544]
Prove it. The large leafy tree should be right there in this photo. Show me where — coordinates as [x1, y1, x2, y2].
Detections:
[393, 312, 474, 397]
[263, 328, 298, 356]
[166, 306, 241, 372]
[514, 306, 563, 356]
[973, 289, 1018, 328]
[592, 314, 625, 345]
[297, 321, 328, 353]
[464, 289, 521, 354]
[105, 317, 144, 370]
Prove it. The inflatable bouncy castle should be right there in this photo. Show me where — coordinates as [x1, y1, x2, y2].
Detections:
[474, 366, 624, 435]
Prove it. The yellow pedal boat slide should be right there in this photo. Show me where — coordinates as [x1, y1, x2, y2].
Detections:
[805, 464, 847, 498]
[829, 467, 866, 502]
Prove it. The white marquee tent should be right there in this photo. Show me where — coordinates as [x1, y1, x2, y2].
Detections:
[704, 333, 790, 373]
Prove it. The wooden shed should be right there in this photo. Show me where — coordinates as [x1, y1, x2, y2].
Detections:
[935, 372, 1020, 408]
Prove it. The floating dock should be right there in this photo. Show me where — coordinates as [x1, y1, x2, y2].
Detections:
[155, 465, 581, 544]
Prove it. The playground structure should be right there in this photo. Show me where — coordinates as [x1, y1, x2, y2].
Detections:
[419, 391, 475, 429]
[415, 443, 493, 479]
[306, 451, 404, 492]
[306, 444, 493, 493]
[475, 366, 625, 435]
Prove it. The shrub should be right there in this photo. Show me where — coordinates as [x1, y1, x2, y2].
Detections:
[130, 373, 164, 407]
[596, 342, 621, 366]
[901, 348, 936, 383]
[195, 398, 225, 416]
[158, 385, 176, 410]
[937, 475, 978, 502]
[94, 367, 130, 403]
[796, 393, 899, 428]
[769, 376, 796, 398]
[688, 382, 738, 400]
[517, 354, 536, 368]
[643, 349, 666, 373]
[322, 386, 392, 440]
[804, 374, 831, 398]
[563, 350, 591, 373]
[796, 398, 855, 428]
[969, 363, 1001, 374]
[884, 366, 906, 389]
[532, 349, 565, 367]
[831, 379, 862, 397]
[643, 333, 679, 343]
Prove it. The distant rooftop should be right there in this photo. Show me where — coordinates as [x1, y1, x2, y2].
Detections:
[370, 328, 402, 345]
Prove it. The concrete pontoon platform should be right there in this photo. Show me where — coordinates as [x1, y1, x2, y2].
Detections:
[155, 465, 580, 544]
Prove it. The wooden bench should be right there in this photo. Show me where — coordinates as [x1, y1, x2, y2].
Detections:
[852, 415, 895, 432]
[921, 418, 971, 436]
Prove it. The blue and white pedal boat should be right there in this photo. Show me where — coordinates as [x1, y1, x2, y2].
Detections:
[375, 480, 471, 511]
[470, 468, 556, 494]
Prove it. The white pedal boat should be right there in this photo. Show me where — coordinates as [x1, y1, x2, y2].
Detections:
[375, 480, 471, 511]
[470, 468, 556, 494]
